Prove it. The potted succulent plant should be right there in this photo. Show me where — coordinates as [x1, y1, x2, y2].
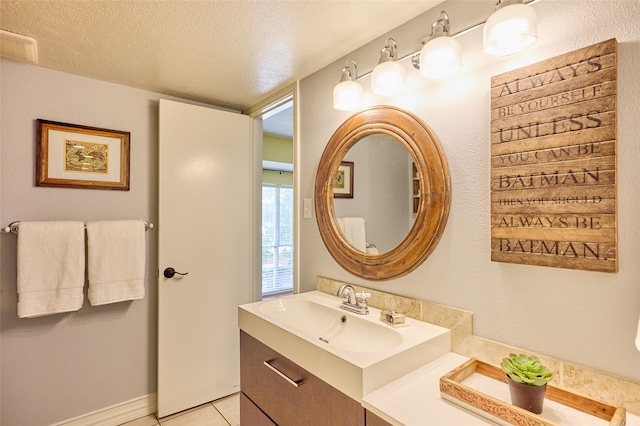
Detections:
[501, 353, 554, 414]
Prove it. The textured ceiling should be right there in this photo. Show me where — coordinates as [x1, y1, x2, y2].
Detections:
[0, 0, 443, 111]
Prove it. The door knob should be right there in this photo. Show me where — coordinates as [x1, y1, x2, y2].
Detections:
[163, 267, 189, 278]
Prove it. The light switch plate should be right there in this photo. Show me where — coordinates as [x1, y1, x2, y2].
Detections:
[303, 198, 312, 219]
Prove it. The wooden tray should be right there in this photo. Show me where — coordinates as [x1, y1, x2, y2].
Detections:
[440, 358, 626, 426]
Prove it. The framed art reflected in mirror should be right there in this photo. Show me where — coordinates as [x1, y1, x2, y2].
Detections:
[334, 161, 353, 198]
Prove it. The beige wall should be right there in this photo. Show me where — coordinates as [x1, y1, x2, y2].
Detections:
[299, 0, 640, 385]
[0, 61, 181, 425]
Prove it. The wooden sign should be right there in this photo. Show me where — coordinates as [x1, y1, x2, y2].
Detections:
[490, 39, 618, 272]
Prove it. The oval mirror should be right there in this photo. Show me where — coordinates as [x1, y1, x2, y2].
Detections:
[315, 105, 451, 281]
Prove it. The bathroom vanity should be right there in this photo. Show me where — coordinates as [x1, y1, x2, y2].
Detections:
[238, 291, 640, 425]
[238, 291, 452, 425]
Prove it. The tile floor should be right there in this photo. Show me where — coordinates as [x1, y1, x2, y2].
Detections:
[121, 393, 239, 426]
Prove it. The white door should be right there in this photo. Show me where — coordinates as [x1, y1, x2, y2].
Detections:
[157, 99, 255, 418]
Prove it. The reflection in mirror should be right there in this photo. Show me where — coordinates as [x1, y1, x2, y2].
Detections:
[334, 134, 412, 254]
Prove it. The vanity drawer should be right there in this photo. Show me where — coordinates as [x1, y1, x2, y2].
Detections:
[240, 330, 364, 426]
[240, 330, 305, 423]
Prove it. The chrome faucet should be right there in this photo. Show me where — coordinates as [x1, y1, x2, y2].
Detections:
[336, 284, 370, 315]
[337, 284, 356, 304]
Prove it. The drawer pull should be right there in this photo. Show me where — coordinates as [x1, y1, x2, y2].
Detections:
[263, 359, 305, 387]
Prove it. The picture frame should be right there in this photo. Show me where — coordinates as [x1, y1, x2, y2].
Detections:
[36, 119, 130, 190]
[333, 161, 353, 198]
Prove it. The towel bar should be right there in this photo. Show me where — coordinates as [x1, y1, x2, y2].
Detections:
[1, 220, 154, 234]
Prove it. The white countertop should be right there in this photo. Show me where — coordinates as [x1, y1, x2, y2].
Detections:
[362, 353, 492, 425]
[362, 352, 640, 426]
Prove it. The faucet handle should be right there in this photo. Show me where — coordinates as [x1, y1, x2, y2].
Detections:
[356, 291, 371, 308]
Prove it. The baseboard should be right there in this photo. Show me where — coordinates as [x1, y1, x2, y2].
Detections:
[51, 393, 157, 426]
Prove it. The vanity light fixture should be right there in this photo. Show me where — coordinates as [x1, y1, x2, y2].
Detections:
[371, 38, 406, 97]
[333, 59, 364, 111]
[483, 0, 538, 56]
[419, 11, 462, 79]
[330, 2, 540, 108]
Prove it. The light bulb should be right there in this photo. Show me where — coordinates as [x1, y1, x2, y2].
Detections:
[484, 2, 538, 56]
[332, 59, 363, 111]
[420, 36, 462, 79]
[371, 38, 406, 97]
[333, 80, 363, 111]
[371, 61, 406, 97]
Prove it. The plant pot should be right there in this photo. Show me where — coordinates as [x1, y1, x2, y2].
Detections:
[506, 376, 547, 414]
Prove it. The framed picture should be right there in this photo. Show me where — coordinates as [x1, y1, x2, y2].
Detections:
[36, 119, 130, 190]
[333, 161, 353, 198]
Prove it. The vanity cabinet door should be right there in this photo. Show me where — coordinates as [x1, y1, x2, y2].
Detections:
[366, 409, 394, 426]
[240, 331, 364, 426]
[240, 392, 276, 426]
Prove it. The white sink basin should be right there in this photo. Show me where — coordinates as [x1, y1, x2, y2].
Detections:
[258, 298, 402, 353]
[239, 291, 451, 400]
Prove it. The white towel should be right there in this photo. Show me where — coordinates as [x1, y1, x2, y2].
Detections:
[16, 221, 85, 318]
[337, 217, 367, 252]
[87, 220, 146, 306]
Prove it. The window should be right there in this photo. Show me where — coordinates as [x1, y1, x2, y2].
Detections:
[262, 184, 293, 296]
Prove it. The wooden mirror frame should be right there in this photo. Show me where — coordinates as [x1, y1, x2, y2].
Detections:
[315, 105, 451, 281]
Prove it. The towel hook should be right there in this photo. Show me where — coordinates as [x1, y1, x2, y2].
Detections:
[163, 267, 188, 278]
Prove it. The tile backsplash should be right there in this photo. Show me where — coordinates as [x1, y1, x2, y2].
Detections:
[316, 276, 640, 415]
